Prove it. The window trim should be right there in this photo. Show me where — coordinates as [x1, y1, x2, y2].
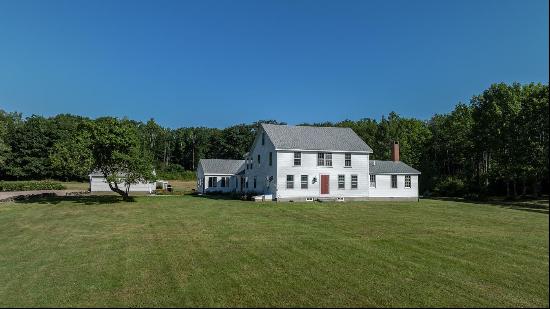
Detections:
[391, 175, 398, 189]
[325, 153, 332, 166]
[294, 152, 301, 166]
[405, 175, 411, 188]
[317, 152, 333, 167]
[351, 174, 358, 189]
[301, 175, 308, 189]
[369, 174, 376, 188]
[345, 153, 352, 167]
[338, 174, 345, 190]
[286, 175, 294, 189]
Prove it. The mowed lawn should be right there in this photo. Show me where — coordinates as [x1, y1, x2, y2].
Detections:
[0, 196, 547, 307]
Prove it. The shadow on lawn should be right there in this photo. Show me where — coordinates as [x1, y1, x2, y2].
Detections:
[13, 195, 131, 205]
[429, 197, 549, 215]
[191, 193, 243, 201]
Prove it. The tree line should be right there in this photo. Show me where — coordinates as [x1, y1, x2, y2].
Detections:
[0, 82, 548, 198]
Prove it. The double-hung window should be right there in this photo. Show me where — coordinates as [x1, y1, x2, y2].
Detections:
[338, 175, 345, 189]
[391, 175, 398, 188]
[253, 176, 257, 189]
[294, 152, 301, 166]
[370, 175, 376, 188]
[269, 152, 273, 166]
[351, 175, 358, 189]
[286, 175, 294, 189]
[405, 175, 411, 188]
[345, 153, 351, 167]
[209, 177, 217, 187]
[221, 177, 227, 187]
[317, 153, 332, 166]
[301, 175, 308, 189]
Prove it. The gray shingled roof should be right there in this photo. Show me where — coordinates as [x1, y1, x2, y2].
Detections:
[199, 159, 245, 175]
[262, 123, 373, 152]
[369, 160, 421, 174]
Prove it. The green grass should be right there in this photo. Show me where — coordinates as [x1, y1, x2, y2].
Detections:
[59, 181, 89, 191]
[0, 196, 547, 307]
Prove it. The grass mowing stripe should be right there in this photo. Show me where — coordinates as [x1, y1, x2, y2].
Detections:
[0, 196, 547, 307]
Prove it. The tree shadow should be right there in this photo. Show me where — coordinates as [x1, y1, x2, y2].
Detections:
[428, 197, 549, 215]
[12, 194, 131, 205]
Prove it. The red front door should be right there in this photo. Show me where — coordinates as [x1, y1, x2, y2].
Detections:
[321, 175, 329, 194]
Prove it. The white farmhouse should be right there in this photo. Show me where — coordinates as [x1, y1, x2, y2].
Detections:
[196, 123, 420, 201]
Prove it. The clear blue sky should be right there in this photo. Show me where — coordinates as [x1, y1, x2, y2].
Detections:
[0, 0, 548, 128]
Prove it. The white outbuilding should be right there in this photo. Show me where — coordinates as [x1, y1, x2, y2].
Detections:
[88, 171, 156, 193]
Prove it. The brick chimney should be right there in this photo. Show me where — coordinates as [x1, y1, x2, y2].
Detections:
[391, 141, 400, 162]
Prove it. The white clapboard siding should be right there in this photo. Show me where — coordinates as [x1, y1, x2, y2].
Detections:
[242, 130, 278, 195]
[369, 174, 419, 198]
[276, 151, 369, 199]
[199, 175, 240, 193]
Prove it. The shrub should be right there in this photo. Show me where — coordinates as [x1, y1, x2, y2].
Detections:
[432, 177, 466, 197]
[0, 181, 66, 192]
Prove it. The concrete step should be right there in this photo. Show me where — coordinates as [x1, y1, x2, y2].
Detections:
[317, 197, 345, 202]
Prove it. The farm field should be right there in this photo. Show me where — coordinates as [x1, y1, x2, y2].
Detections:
[0, 196, 548, 307]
